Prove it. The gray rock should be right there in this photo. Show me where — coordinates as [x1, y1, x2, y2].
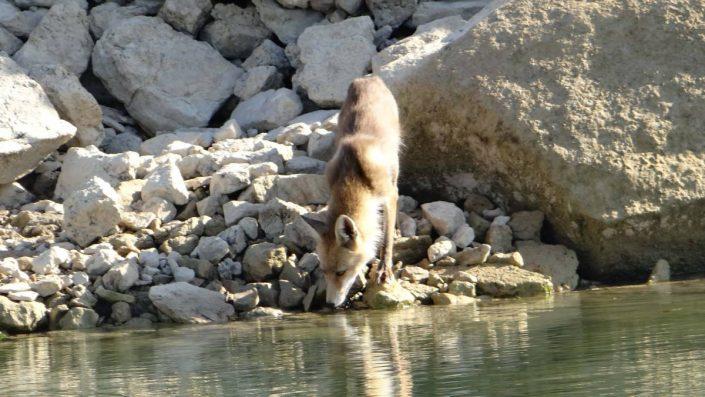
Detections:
[8, 290, 39, 302]
[95, 285, 135, 303]
[427, 236, 456, 262]
[199, 4, 270, 59]
[451, 223, 475, 249]
[63, 177, 123, 247]
[293, 16, 375, 106]
[463, 193, 494, 214]
[102, 132, 143, 154]
[13, 1, 93, 75]
[233, 65, 284, 100]
[210, 163, 251, 196]
[228, 286, 258, 311]
[399, 265, 429, 283]
[58, 307, 99, 330]
[140, 130, 214, 156]
[464, 264, 553, 298]
[365, 0, 417, 28]
[508, 210, 544, 241]
[485, 224, 513, 253]
[393, 235, 432, 264]
[249, 282, 279, 307]
[431, 292, 476, 306]
[102, 261, 140, 292]
[0, 26, 20, 54]
[27, 64, 104, 147]
[282, 215, 318, 251]
[110, 301, 132, 324]
[0, 296, 46, 332]
[240, 174, 329, 206]
[242, 39, 290, 70]
[30, 275, 63, 297]
[92, 16, 240, 133]
[0, 54, 76, 185]
[258, 198, 306, 239]
[467, 212, 490, 241]
[253, 0, 323, 45]
[240, 306, 283, 319]
[409, 0, 487, 27]
[421, 201, 464, 236]
[0, 182, 34, 209]
[243, 243, 288, 282]
[158, 0, 212, 35]
[447, 280, 476, 297]
[285, 156, 326, 175]
[149, 282, 234, 323]
[488, 251, 524, 267]
[278, 279, 305, 309]
[453, 244, 490, 266]
[223, 200, 262, 225]
[85, 248, 121, 276]
[54, 146, 137, 200]
[172, 266, 195, 282]
[89, 3, 151, 39]
[306, 129, 336, 161]
[517, 241, 579, 290]
[231, 88, 303, 130]
[196, 236, 229, 263]
[363, 281, 415, 309]
[141, 160, 190, 206]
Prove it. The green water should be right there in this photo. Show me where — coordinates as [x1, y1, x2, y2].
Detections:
[3, 281, 705, 396]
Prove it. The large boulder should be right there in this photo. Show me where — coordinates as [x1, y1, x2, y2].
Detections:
[92, 16, 240, 133]
[13, 1, 93, 75]
[0, 296, 46, 332]
[149, 282, 235, 323]
[384, 0, 705, 280]
[63, 177, 123, 247]
[0, 54, 76, 185]
[293, 16, 376, 107]
[26, 64, 104, 147]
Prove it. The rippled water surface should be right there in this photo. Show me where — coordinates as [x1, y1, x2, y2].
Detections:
[3, 281, 705, 396]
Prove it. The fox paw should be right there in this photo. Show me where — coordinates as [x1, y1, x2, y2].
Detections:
[375, 264, 395, 285]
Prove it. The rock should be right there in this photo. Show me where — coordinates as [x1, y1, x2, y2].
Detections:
[649, 259, 670, 283]
[200, 4, 270, 59]
[306, 129, 336, 161]
[249, 282, 279, 307]
[447, 280, 476, 297]
[242, 39, 289, 70]
[427, 236, 456, 262]
[336, 0, 362, 14]
[172, 266, 195, 282]
[258, 198, 306, 239]
[228, 286, 258, 311]
[453, 244, 490, 266]
[68, 284, 97, 308]
[85, 248, 121, 276]
[142, 160, 190, 206]
[92, 17, 240, 133]
[431, 292, 475, 306]
[233, 65, 284, 100]
[421, 201, 464, 236]
[243, 242, 287, 281]
[464, 265, 553, 298]
[27, 64, 104, 147]
[363, 281, 415, 309]
[240, 174, 329, 206]
[285, 156, 326, 175]
[451, 224, 475, 249]
[88, 3, 150, 39]
[278, 279, 305, 309]
[485, 224, 512, 253]
[463, 193, 494, 214]
[467, 212, 490, 241]
[232, 88, 303, 130]
[158, 0, 212, 35]
[64, 177, 123, 247]
[94, 286, 135, 303]
[409, 0, 487, 27]
[517, 241, 579, 290]
[110, 301, 131, 324]
[0, 296, 46, 332]
[0, 283, 30, 294]
[488, 252, 524, 267]
[223, 201, 262, 225]
[0, 26, 21, 55]
[30, 276, 63, 297]
[279, 260, 308, 289]
[58, 307, 99, 330]
[395, 212, 417, 237]
[8, 290, 39, 302]
[399, 265, 429, 283]
[218, 259, 243, 280]
[140, 130, 214, 156]
[142, 197, 177, 222]
[149, 282, 234, 323]
[384, 0, 705, 280]
[293, 16, 376, 106]
[365, 0, 417, 28]
[102, 261, 140, 292]
[240, 306, 283, 319]
[0, 182, 34, 209]
[393, 235, 432, 264]
[282, 215, 318, 251]
[252, 0, 323, 45]
[0, 54, 76, 185]
[508, 211, 544, 241]
[0, 1, 44, 38]
[102, 131, 142, 154]
[13, 1, 93, 75]
[399, 281, 437, 304]
[210, 163, 251, 196]
[196, 236, 229, 263]
[54, 146, 137, 200]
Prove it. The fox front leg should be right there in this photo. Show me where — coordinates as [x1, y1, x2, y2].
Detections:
[377, 193, 398, 284]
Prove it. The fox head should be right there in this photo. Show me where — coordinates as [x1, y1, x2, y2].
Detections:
[305, 214, 375, 308]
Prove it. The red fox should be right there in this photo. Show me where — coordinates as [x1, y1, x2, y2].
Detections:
[304, 76, 401, 308]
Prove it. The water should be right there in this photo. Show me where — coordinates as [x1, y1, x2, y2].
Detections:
[3, 281, 705, 396]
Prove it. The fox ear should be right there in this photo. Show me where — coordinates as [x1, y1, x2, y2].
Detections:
[335, 215, 358, 247]
[301, 214, 328, 237]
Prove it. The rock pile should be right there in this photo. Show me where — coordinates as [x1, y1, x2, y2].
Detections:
[0, 0, 585, 333]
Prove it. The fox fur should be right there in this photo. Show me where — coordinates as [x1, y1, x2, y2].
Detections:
[305, 76, 401, 308]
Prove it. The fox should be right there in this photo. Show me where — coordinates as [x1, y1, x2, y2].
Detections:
[304, 75, 401, 308]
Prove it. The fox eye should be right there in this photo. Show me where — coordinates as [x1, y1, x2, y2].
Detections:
[336, 270, 346, 277]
